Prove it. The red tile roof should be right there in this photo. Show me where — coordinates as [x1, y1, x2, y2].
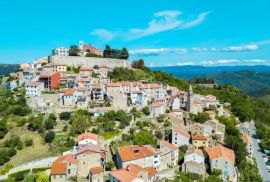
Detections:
[110, 164, 157, 182]
[26, 82, 43, 87]
[40, 72, 58, 78]
[51, 161, 67, 175]
[90, 166, 104, 174]
[117, 145, 157, 162]
[80, 67, 93, 71]
[111, 169, 138, 182]
[173, 127, 190, 138]
[77, 132, 99, 142]
[55, 154, 78, 164]
[160, 140, 178, 150]
[192, 135, 209, 140]
[61, 88, 74, 95]
[186, 149, 204, 157]
[205, 146, 235, 164]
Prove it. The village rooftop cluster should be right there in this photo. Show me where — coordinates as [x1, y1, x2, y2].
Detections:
[1, 41, 254, 182]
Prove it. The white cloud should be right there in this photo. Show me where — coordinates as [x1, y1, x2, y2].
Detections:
[222, 45, 258, 52]
[129, 48, 187, 56]
[191, 44, 259, 53]
[90, 29, 114, 41]
[127, 10, 210, 40]
[91, 10, 210, 41]
[176, 62, 195, 66]
[199, 59, 267, 66]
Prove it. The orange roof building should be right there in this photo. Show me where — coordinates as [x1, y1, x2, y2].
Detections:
[116, 145, 158, 168]
[77, 132, 99, 146]
[110, 164, 157, 182]
[205, 146, 235, 164]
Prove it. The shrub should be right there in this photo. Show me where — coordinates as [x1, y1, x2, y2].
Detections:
[24, 138, 33, 147]
[44, 131, 55, 143]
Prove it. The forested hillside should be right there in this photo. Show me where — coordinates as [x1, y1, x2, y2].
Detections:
[0, 64, 19, 76]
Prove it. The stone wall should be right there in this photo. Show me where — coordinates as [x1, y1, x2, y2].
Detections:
[49, 56, 131, 70]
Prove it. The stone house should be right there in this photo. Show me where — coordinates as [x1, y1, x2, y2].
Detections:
[110, 164, 157, 182]
[242, 133, 253, 157]
[172, 127, 190, 147]
[158, 140, 179, 171]
[75, 144, 107, 178]
[115, 145, 160, 169]
[25, 81, 44, 96]
[89, 166, 104, 182]
[52, 64, 67, 72]
[50, 154, 78, 182]
[192, 135, 210, 149]
[149, 103, 166, 117]
[205, 146, 237, 182]
[77, 132, 99, 146]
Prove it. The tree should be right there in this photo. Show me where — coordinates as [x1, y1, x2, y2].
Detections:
[115, 110, 131, 126]
[190, 112, 210, 123]
[69, 45, 80, 56]
[157, 114, 165, 123]
[0, 120, 8, 139]
[70, 109, 91, 135]
[142, 107, 150, 116]
[130, 107, 141, 120]
[132, 59, 145, 69]
[36, 172, 49, 182]
[120, 48, 129, 59]
[155, 131, 163, 139]
[44, 131, 55, 143]
[105, 161, 115, 171]
[133, 131, 157, 147]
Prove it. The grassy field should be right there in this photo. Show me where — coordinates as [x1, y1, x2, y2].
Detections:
[0, 127, 51, 169]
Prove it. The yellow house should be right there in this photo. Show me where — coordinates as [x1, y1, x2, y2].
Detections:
[192, 136, 210, 149]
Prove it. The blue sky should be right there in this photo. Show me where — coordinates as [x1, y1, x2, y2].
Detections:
[0, 0, 270, 66]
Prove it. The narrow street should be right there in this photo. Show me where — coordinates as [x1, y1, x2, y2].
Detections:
[250, 123, 270, 182]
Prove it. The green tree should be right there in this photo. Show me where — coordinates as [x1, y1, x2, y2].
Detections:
[36, 172, 49, 182]
[142, 106, 150, 116]
[44, 131, 55, 143]
[133, 131, 157, 147]
[59, 112, 71, 121]
[70, 109, 91, 135]
[69, 45, 80, 56]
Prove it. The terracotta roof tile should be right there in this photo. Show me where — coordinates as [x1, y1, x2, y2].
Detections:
[77, 132, 99, 142]
[51, 161, 67, 175]
[111, 169, 138, 182]
[205, 146, 235, 164]
[192, 135, 209, 140]
[117, 145, 157, 162]
[160, 140, 178, 150]
[173, 127, 190, 138]
[26, 82, 43, 87]
[90, 166, 104, 174]
[55, 154, 78, 164]
[186, 149, 204, 157]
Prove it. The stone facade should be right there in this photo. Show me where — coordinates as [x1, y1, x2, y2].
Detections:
[49, 56, 131, 70]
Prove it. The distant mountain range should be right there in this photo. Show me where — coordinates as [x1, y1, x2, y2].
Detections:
[151, 65, 270, 97]
[0, 64, 19, 76]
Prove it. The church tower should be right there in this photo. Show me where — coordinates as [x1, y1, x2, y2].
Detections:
[186, 84, 193, 112]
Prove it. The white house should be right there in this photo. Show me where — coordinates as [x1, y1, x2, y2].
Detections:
[150, 103, 165, 117]
[52, 47, 69, 56]
[26, 82, 44, 96]
[172, 127, 190, 147]
[59, 89, 76, 106]
[184, 149, 205, 164]
[77, 132, 99, 146]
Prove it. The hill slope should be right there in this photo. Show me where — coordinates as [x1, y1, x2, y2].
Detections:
[0, 64, 20, 76]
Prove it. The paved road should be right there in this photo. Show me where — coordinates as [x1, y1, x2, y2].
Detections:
[250, 123, 270, 182]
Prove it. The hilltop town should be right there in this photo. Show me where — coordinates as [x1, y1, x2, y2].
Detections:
[0, 42, 262, 182]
